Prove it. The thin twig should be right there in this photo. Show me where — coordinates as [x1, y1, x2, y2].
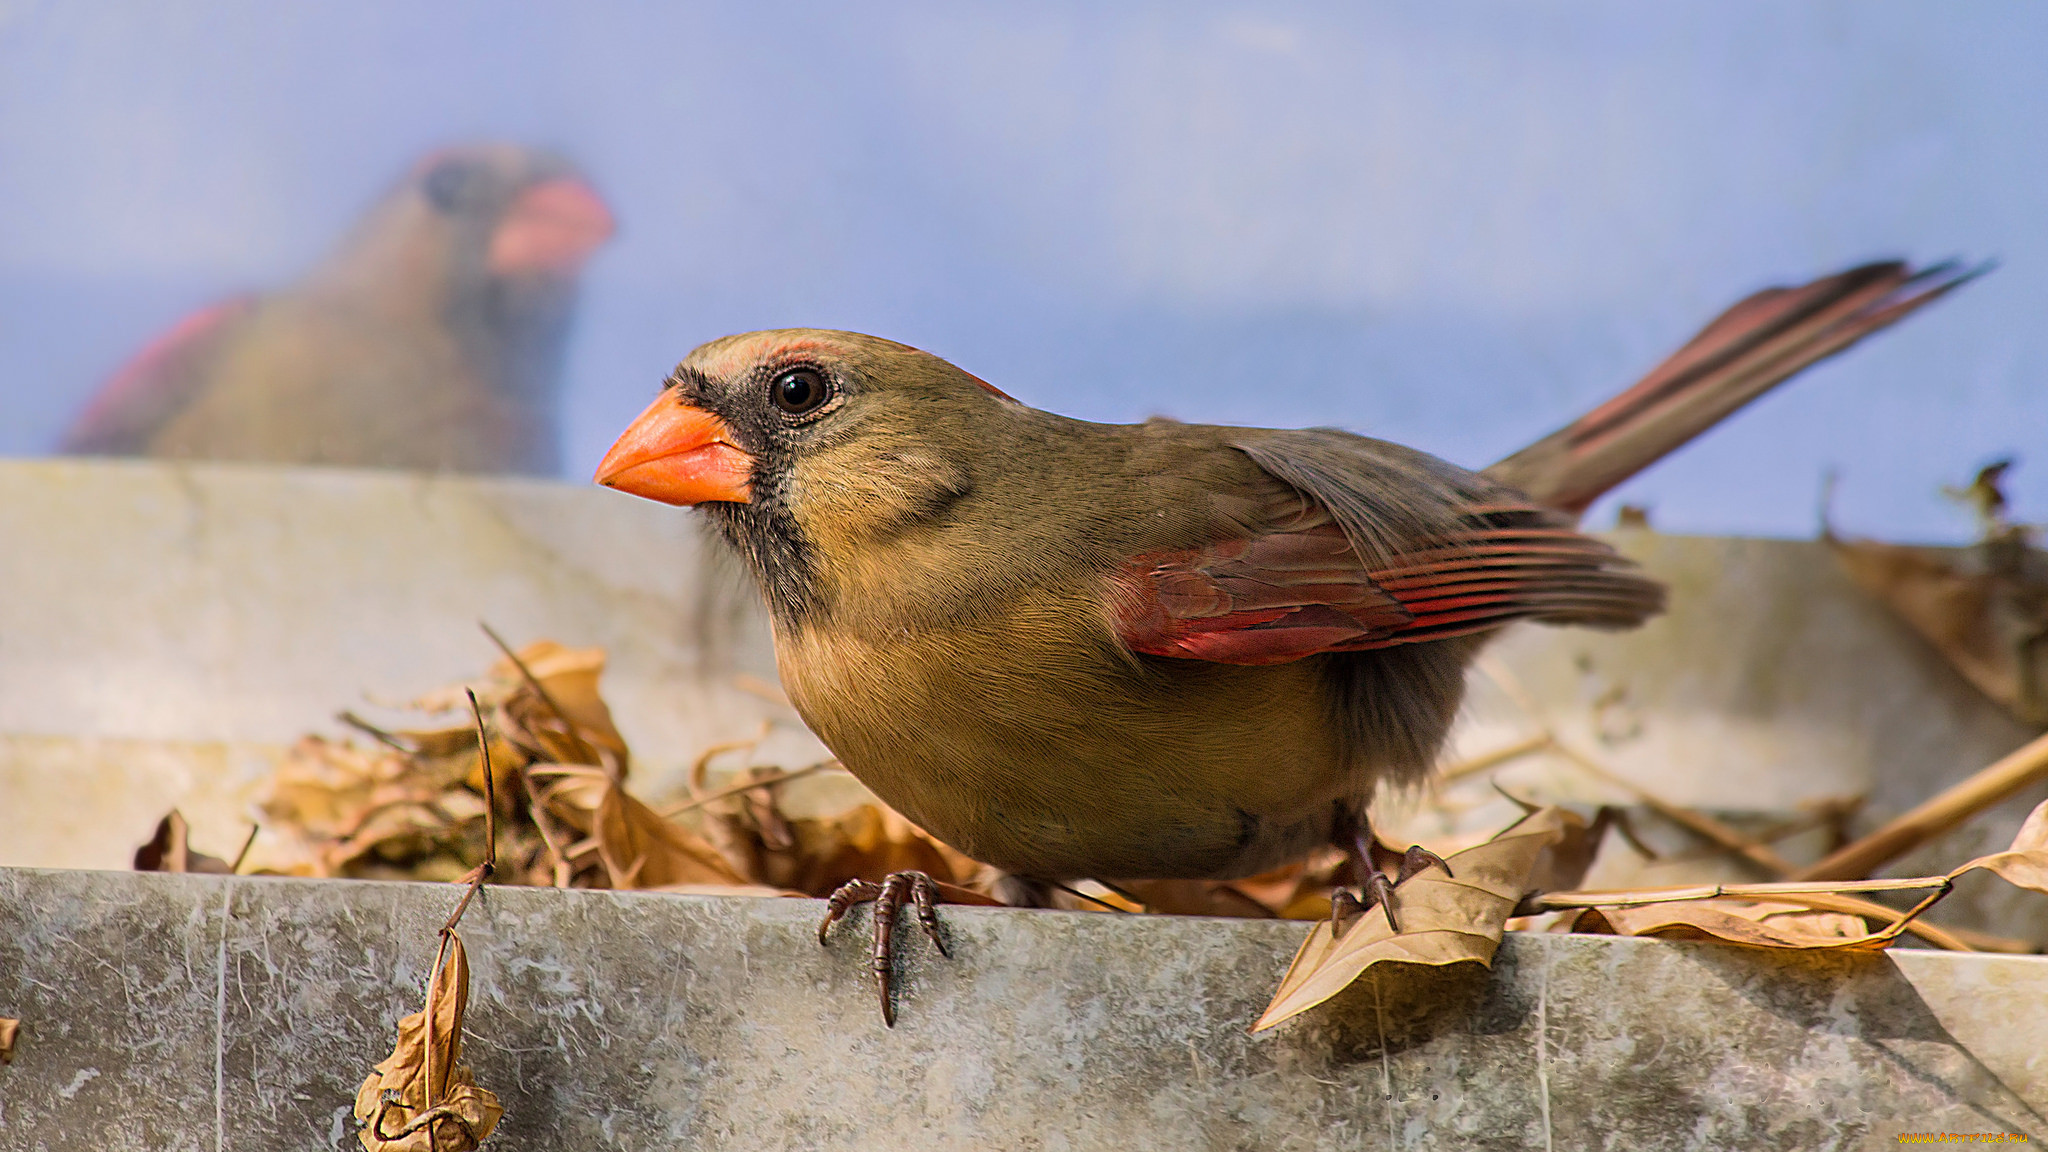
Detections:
[1438, 734, 1553, 783]
[1549, 741, 1800, 877]
[1793, 729, 2048, 882]
[337, 710, 413, 752]
[1535, 876, 1955, 908]
[689, 723, 771, 795]
[660, 761, 840, 818]
[479, 621, 602, 767]
[1473, 656, 1797, 875]
[1755, 891, 1977, 952]
[1537, 875, 1961, 947]
[1876, 883, 1956, 945]
[229, 825, 260, 874]
[732, 673, 793, 709]
[416, 929, 457, 1136]
[522, 768, 574, 887]
[439, 691, 499, 936]
[468, 689, 497, 874]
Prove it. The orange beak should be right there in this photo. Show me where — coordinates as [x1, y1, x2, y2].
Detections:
[594, 393, 754, 505]
[488, 177, 616, 276]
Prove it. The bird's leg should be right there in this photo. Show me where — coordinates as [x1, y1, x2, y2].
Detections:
[1329, 825, 1452, 934]
[817, 870, 949, 1027]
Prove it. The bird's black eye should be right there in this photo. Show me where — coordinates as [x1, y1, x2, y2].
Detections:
[422, 160, 483, 212]
[770, 367, 831, 416]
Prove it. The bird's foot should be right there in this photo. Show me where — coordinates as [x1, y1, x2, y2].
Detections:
[1330, 844, 1452, 934]
[817, 870, 949, 1027]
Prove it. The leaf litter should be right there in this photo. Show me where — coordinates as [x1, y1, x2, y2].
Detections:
[132, 625, 2048, 1046]
[1829, 458, 2048, 725]
[352, 690, 505, 1150]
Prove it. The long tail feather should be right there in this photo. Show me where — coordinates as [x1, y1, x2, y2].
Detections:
[1484, 260, 1986, 516]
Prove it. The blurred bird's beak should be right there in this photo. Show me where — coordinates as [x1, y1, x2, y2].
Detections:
[595, 394, 754, 505]
[489, 177, 615, 276]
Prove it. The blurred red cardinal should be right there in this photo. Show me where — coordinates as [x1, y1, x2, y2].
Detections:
[61, 144, 614, 475]
[598, 260, 1974, 1023]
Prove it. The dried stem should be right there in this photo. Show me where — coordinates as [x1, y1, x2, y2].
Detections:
[661, 761, 839, 818]
[1549, 741, 1800, 877]
[1437, 734, 1553, 783]
[337, 710, 413, 752]
[479, 620, 602, 768]
[1536, 876, 1954, 909]
[439, 691, 499, 936]
[1048, 879, 1132, 913]
[468, 689, 497, 875]
[1537, 874, 1958, 947]
[1474, 656, 1798, 877]
[229, 825, 260, 874]
[416, 929, 458, 1133]
[1793, 729, 2048, 882]
[688, 723, 771, 795]
[521, 768, 574, 887]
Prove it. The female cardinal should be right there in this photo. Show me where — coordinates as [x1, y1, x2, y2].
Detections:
[596, 261, 1971, 1024]
[62, 143, 614, 475]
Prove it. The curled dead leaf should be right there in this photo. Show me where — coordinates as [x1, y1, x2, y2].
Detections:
[1948, 798, 2048, 896]
[492, 640, 629, 763]
[0, 1018, 18, 1065]
[1830, 532, 2048, 725]
[1573, 899, 1905, 950]
[780, 803, 976, 896]
[1252, 806, 1570, 1032]
[354, 931, 503, 1152]
[595, 779, 747, 889]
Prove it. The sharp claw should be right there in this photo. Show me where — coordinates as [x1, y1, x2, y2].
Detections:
[818, 878, 882, 946]
[1338, 822, 1449, 937]
[818, 871, 947, 1028]
[1364, 870, 1401, 934]
[910, 873, 948, 957]
[1328, 888, 1364, 932]
[1395, 844, 1453, 885]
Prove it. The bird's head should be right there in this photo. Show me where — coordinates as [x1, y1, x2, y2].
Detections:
[596, 329, 1022, 621]
[318, 143, 615, 311]
[415, 145, 615, 283]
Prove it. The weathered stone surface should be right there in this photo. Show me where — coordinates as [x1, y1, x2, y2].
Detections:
[1, 868, 2040, 1149]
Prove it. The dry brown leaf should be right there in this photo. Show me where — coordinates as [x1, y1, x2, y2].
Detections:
[133, 810, 234, 874]
[1252, 807, 1570, 1032]
[1573, 899, 1904, 949]
[354, 931, 503, 1152]
[1948, 798, 2048, 896]
[595, 780, 747, 889]
[493, 640, 628, 758]
[0, 1018, 18, 1065]
[780, 804, 975, 895]
[1831, 534, 2048, 725]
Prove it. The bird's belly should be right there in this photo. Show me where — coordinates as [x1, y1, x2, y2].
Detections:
[776, 622, 1359, 881]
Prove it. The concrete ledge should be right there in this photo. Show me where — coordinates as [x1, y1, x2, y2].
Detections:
[2, 868, 2041, 1149]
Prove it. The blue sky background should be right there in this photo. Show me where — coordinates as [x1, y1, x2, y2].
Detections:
[0, 2, 2040, 540]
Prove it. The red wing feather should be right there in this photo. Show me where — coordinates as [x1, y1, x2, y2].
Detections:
[61, 298, 256, 454]
[1111, 510, 1661, 666]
